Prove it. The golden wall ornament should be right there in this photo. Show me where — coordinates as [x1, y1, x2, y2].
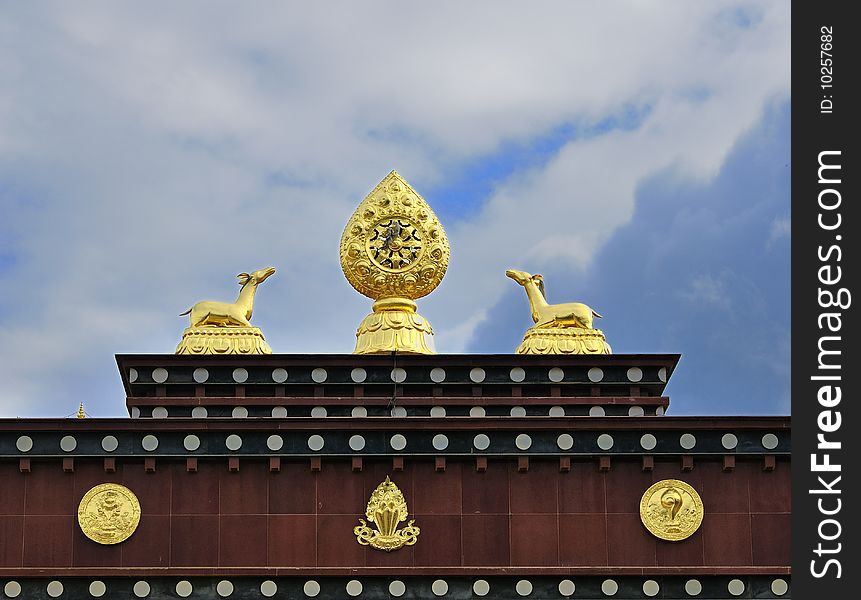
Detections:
[639, 479, 704, 541]
[175, 267, 275, 354]
[340, 171, 450, 354]
[354, 476, 420, 551]
[77, 483, 142, 545]
[506, 269, 611, 355]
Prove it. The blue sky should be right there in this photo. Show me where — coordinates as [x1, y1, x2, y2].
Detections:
[0, 2, 790, 417]
[468, 99, 790, 415]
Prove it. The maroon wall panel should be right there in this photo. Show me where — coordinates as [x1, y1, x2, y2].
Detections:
[0, 515, 23, 567]
[0, 456, 790, 572]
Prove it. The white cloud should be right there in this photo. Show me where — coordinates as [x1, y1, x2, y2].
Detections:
[0, 1, 789, 415]
[769, 215, 791, 244]
[679, 273, 733, 311]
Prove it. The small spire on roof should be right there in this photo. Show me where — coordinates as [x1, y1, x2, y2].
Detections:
[77, 403, 86, 419]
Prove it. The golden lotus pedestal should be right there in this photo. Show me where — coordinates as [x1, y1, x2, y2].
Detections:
[516, 326, 612, 355]
[175, 326, 272, 355]
[354, 298, 435, 355]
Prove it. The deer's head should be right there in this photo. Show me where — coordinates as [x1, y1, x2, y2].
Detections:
[505, 269, 532, 285]
[506, 269, 544, 285]
[506, 269, 546, 298]
[238, 267, 277, 287]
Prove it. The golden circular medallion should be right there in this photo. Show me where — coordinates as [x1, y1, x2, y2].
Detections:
[77, 483, 141, 545]
[366, 217, 425, 273]
[639, 479, 704, 541]
[341, 171, 450, 300]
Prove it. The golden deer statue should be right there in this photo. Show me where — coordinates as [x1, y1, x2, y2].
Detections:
[506, 269, 602, 329]
[180, 267, 276, 328]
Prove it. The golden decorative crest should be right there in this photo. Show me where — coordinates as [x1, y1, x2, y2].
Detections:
[506, 269, 611, 354]
[354, 476, 420, 551]
[341, 171, 450, 354]
[175, 267, 275, 354]
[639, 479, 704, 541]
[77, 483, 142, 545]
[341, 171, 449, 300]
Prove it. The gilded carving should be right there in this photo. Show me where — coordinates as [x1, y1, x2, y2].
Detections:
[639, 479, 704, 541]
[353, 298, 435, 354]
[341, 171, 449, 354]
[176, 326, 272, 355]
[175, 267, 275, 354]
[354, 476, 420, 551]
[77, 483, 142, 545]
[341, 173, 449, 301]
[506, 269, 611, 354]
[516, 327, 611, 355]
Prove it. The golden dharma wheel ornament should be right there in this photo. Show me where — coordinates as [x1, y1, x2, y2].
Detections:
[341, 171, 450, 354]
[77, 483, 142, 545]
[354, 476, 420, 551]
[639, 479, 704, 541]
